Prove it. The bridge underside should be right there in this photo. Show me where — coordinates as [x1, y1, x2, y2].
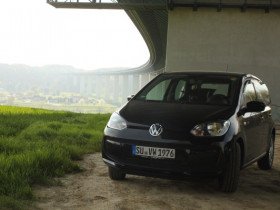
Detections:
[47, 0, 280, 120]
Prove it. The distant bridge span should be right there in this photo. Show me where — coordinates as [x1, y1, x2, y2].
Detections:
[47, 0, 280, 120]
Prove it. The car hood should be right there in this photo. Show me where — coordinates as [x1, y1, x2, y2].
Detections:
[119, 100, 235, 140]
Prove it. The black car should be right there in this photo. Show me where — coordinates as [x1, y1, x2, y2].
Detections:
[102, 72, 275, 192]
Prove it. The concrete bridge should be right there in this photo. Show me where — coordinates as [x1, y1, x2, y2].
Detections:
[64, 71, 159, 106]
[47, 0, 280, 120]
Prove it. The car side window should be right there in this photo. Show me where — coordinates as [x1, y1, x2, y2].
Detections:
[253, 80, 271, 105]
[242, 81, 256, 107]
[174, 80, 187, 101]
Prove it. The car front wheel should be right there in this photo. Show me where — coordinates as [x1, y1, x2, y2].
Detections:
[108, 166, 126, 180]
[219, 143, 241, 193]
[258, 136, 274, 170]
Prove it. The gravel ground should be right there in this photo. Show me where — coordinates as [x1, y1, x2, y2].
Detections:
[33, 134, 280, 210]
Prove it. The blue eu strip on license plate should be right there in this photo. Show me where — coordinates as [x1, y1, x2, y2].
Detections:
[132, 145, 136, 155]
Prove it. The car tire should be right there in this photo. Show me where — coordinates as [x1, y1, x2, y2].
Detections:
[219, 143, 241, 193]
[257, 136, 274, 170]
[108, 166, 126, 180]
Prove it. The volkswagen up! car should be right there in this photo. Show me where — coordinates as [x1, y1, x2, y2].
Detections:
[102, 72, 275, 192]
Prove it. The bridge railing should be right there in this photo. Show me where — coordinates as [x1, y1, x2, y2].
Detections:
[47, 0, 167, 10]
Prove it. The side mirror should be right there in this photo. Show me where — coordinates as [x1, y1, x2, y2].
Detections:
[246, 101, 265, 112]
[238, 101, 265, 116]
[127, 95, 135, 101]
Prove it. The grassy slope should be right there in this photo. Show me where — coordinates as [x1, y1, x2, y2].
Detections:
[0, 106, 110, 209]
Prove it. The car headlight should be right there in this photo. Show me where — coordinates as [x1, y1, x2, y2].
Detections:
[107, 112, 127, 130]
[190, 120, 230, 137]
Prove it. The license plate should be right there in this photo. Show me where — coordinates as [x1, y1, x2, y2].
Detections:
[132, 145, 175, 159]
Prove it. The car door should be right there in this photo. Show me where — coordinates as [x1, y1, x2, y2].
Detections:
[252, 80, 272, 155]
[241, 80, 261, 162]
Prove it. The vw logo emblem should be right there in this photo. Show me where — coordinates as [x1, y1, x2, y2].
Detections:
[149, 123, 163, 136]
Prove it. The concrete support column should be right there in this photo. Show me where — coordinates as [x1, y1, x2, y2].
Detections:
[149, 73, 156, 82]
[99, 75, 104, 100]
[91, 77, 95, 97]
[87, 76, 90, 96]
[86, 76, 90, 95]
[127, 75, 134, 96]
[104, 75, 112, 102]
[110, 75, 115, 102]
[80, 76, 85, 94]
[76, 76, 81, 94]
[166, 8, 280, 121]
[73, 75, 78, 92]
[140, 74, 149, 89]
[113, 75, 120, 104]
[95, 76, 101, 99]
[88, 77, 94, 96]
[132, 74, 140, 94]
[122, 74, 129, 105]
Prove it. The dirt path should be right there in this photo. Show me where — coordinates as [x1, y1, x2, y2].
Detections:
[34, 135, 280, 210]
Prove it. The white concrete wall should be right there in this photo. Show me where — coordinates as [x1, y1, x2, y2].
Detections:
[166, 8, 280, 119]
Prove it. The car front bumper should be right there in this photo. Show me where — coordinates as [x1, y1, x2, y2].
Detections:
[102, 127, 232, 178]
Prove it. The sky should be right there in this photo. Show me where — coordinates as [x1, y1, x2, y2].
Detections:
[0, 0, 149, 71]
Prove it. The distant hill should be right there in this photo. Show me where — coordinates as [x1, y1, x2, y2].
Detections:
[0, 64, 128, 94]
[0, 64, 76, 93]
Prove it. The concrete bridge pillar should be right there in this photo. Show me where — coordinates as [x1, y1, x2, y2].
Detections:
[132, 74, 140, 94]
[86, 76, 92, 96]
[166, 8, 280, 109]
[127, 75, 134, 96]
[113, 75, 120, 104]
[91, 77, 97, 98]
[73, 75, 79, 92]
[89, 76, 95, 96]
[95, 76, 101, 99]
[140, 74, 149, 89]
[79, 76, 85, 94]
[101, 75, 107, 100]
[85, 76, 92, 96]
[149, 73, 157, 82]
[103, 75, 112, 102]
[121, 75, 129, 105]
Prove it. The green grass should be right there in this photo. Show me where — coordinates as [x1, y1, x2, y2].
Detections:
[0, 105, 110, 209]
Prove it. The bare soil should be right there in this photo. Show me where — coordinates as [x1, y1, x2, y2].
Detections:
[34, 135, 280, 210]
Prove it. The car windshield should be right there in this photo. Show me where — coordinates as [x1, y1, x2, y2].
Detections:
[135, 74, 240, 105]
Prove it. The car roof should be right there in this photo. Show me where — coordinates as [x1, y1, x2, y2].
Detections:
[160, 71, 261, 81]
[161, 71, 245, 77]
